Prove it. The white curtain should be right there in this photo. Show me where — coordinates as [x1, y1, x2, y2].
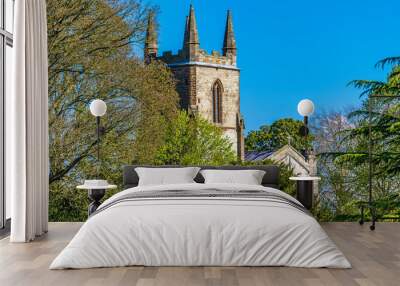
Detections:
[7, 0, 49, 242]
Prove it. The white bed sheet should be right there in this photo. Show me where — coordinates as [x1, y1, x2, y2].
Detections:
[50, 183, 351, 269]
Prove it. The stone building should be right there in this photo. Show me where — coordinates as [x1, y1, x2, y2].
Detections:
[245, 145, 318, 194]
[144, 5, 245, 160]
[245, 145, 317, 176]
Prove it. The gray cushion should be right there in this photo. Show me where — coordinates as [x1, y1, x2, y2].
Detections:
[123, 165, 280, 190]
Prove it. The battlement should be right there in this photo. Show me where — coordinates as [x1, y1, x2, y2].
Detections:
[145, 5, 237, 68]
[158, 48, 236, 68]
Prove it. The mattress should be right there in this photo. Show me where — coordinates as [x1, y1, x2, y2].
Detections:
[50, 183, 351, 269]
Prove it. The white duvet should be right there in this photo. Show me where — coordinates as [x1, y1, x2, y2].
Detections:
[50, 183, 351, 269]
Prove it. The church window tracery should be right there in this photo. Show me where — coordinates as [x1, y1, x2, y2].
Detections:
[212, 81, 223, 123]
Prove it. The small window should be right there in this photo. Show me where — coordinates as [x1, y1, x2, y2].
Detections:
[212, 81, 223, 123]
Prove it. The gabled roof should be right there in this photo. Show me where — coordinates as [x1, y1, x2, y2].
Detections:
[245, 145, 306, 162]
[245, 150, 274, 161]
[272, 144, 306, 160]
[245, 145, 313, 175]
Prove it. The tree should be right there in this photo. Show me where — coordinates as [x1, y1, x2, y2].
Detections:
[155, 111, 236, 165]
[47, 0, 179, 221]
[245, 118, 312, 152]
[345, 56, 400, 176]
[245, 125, 273, 151]
[311, 109, 364, 218]
[343, 58, 400, 218]
[314, 56, 400, 221]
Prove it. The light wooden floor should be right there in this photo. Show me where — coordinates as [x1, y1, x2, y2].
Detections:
[0, 222, 399, 286]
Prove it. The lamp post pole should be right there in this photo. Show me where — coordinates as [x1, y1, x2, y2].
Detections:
[303, 115, 308, 129]
[303, 115, 309, 162]
[96, 116, 101, 178]
[84, 99, 109, 216]
[297, 99, 315, 170]
[90, 99, 107, 179]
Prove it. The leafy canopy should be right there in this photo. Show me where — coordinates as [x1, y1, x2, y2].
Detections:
[155, 111, 236, 165]
[245, 118, 312, 152]
[47, 0, 179, 221]
[338, 56, 400, 176]
[314, 56, 400, 221]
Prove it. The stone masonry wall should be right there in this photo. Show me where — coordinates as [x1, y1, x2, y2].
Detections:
[170, 66, 198, 110]
[170, 66, 190, 109]
[195, 66, 240, 154]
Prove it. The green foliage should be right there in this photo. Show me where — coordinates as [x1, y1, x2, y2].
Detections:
[344, 58, 400, 176]
[340, 58, 400, 203]
[245, 118, 313, 152]
[244, 125, 273, 151]
[155, 111, 236, 165]
[47, 0, 179, 221]
[276, 162, 296, 196]
[314, 56, 400, 221]
[49, 181, 87, 222]
[47, 1, 400, 224]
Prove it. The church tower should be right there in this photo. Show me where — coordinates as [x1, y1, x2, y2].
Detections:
[145, 5, 245, 160]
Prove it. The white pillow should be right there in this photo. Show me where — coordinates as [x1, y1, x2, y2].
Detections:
[135, 167, 200, 186]
[200, 169, 266, 185]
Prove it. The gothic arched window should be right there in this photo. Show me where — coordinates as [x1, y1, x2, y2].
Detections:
[212, 81, 223, 123]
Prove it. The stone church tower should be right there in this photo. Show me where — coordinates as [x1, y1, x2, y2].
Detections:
[145, 5, 245, 160]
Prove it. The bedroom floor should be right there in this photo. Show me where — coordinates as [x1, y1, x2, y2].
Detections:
[0, 223, 399, 286]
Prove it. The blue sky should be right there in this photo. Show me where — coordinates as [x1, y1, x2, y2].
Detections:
[150, 0, 399, 132]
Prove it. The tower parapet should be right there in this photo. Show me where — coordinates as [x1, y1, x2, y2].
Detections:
[158, 6, 237, 68]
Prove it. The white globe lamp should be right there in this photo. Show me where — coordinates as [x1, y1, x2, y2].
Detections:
[90, 99, 107, 117]
[297, 99, 315, 117]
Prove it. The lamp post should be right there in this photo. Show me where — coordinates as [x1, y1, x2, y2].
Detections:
[292, 99, 318, 208]
[297, 99, 315, 162]
[90, 99, 107, 178]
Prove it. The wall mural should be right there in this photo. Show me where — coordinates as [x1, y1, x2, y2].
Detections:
[45, 0, 400, 223]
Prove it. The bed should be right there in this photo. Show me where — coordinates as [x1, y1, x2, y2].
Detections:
[50, 165, 351, 269]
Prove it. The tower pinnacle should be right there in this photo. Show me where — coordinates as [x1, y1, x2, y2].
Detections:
[187, 4, 199, 45]
[183, 4, 200, 58]
[223, 10, 236, 57]
[144, 11, 158, 63]
[182, 16, 189, 48]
